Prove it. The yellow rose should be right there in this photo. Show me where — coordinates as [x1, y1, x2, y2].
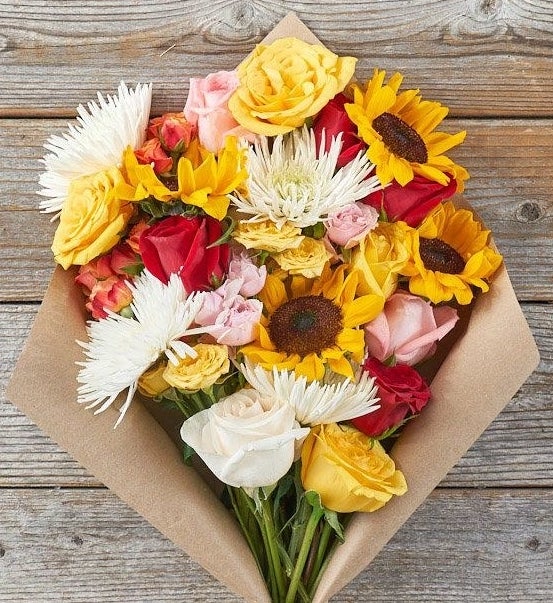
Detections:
[233, 220, 304, 253]
[228, 37, 356, 136]
[52, 167, 134, 269]
[350, 221, 410, 298]
[274, 237, 331, 278]
[163, 344, 230, 391]
[301, 423, 407, 513]
[138, 362, 170, 398]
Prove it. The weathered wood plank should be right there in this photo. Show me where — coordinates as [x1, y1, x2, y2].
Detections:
[0, 487, 550, 602]
[1, 1, 553, 117]
[1, 303, 551, 488]
[1, 118, 552, 302]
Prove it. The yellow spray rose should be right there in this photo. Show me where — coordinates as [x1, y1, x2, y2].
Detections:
[233, 220, 304, 253]
[52, 167, 134, 269]
[273, 237, 332, 278]
[228, 37, 356, 136]
[138, 362, 170, 398]
[163, 344, 230, 391]
[301, 423, 407, 513]
[350, 221, 410, 299]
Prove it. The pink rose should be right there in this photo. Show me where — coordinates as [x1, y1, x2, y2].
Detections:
[365, 292, 459, 365]
[227, 253, 267, 297]
[184, 70, 256, 152]
[325, 202, 379, 249]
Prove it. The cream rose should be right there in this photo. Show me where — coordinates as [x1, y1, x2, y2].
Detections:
[163, 343, 230, 391]
[52, 167, 134, 269]
[228, 37, 356, 136]
[180, 389, 309, 488]
[274, 237, 331, 278]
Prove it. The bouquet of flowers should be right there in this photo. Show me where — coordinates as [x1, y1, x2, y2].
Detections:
[33, 24, 506, 603]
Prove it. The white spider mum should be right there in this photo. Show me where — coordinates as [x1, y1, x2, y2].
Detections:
[229, 126, 382, 229]
[240, 362, 380, 426]
[38, 81, 152, 216]
[77, 271, 205, 427]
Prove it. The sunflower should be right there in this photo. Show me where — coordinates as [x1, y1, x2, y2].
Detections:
[400, 201, 503, 305]
[120, 136, 247, 220]
[239, 264, 384, 381]
[345, 69, 469, 190]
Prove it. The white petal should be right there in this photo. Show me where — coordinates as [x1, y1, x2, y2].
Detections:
[38, 81, 152, 215]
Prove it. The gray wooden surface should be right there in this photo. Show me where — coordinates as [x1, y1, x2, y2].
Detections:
[1, 1, 552, 601]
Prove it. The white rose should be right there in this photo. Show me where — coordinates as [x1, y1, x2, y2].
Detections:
[180, 389, 309, 488]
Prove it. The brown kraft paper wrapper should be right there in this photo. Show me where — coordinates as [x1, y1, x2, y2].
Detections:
[7, 13, 540, 603]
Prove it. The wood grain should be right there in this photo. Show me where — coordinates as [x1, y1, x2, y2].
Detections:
[1, 1, 553, 117]
[1, 118, 552, 302]
[2, 303, 551, 489]
[0, 487, 551, 602]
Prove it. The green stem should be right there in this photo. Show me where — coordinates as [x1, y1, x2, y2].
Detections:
[172, 396, 190, 419]
[228, 487, 265, 578]
[288, 494, 310, 563]
[308, 515, 351, 599]
[306, 520, 332, 593]
[285, 506, 324, 603]
[261, 497, 287, 602]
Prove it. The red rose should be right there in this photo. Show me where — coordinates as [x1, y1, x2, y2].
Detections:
[352, 357, 431, 437]
[139, 215, 230, 292]
[313, 93, 367, 168]
[363, 175, 458, 227]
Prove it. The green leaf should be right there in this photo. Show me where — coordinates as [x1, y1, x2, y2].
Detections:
[182, 442, 196, 466]
[323, 510, 345, 542]
[206, 216, 235, 249]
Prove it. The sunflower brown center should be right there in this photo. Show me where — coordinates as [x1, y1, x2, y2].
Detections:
[419, 237, 465, 274]
[268, 295, 343, 357]
[372, 112, 428, 163]
[160, 175, 179, 191]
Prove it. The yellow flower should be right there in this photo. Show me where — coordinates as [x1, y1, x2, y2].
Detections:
[240, 264, 383, 381]
[345, 69, 468, 190]
[400, 201, 503, 305]
[138, 362, 170, 398]
[228, 37, 356, 136]
[121, 136, 247, 220]
[301, 423, 407, 513]
[350, 221, 410, 298]
[232, 219, 304, 253]
[273, 237, 332, 278]
[163, 344, 230, 391]
[52, 167, 134, 269]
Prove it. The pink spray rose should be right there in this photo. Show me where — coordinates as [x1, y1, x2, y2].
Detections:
[325, 202, 379, 249]
[195, 277, 263, 346]
[184, 70, 256, 152]
[227, 253, 267, 297]
[365, 292, 459, 365]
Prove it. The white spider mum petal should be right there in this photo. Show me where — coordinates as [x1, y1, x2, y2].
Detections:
[240, 362, 380, 426]
[38, 81, 152, 216]
[229, 126, 382, 229]
[77, 271, 205, 427]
